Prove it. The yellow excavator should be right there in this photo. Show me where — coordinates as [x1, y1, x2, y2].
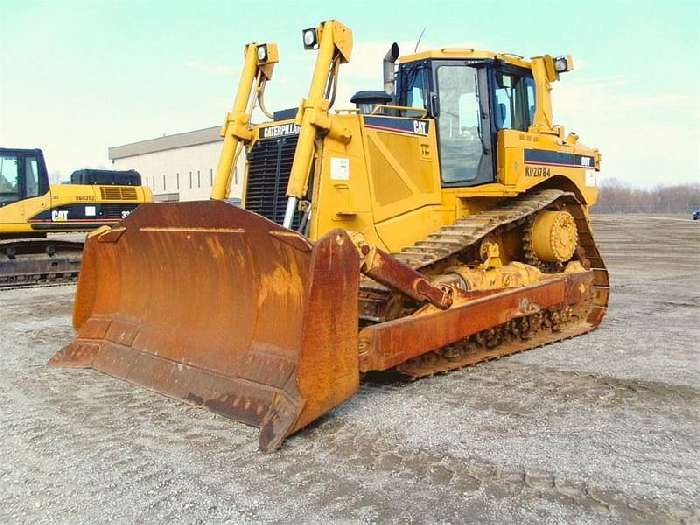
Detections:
[0, 147, 152, 287]
[51, 20, 608, 451]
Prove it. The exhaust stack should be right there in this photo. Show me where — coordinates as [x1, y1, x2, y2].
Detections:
[383, 42, 400, 94]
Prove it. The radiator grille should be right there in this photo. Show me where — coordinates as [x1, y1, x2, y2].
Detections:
[101, 204, 138, 219]
[100, 186, 138, 200]
[245, 135, 300, 229]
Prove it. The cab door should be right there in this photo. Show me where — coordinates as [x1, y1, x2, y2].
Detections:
[489, 66, 538, 187]
[432, 62, 495, 187]
[0, 149, 50, 229]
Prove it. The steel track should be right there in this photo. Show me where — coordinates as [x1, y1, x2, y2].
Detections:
[0, 238, 82, 290]
[359, 189, 609, 378]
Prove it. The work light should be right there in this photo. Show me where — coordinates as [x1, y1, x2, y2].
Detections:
[257, 44, 268, 62]
[553, 56, 569, 73]
[302, 28, 318, 49]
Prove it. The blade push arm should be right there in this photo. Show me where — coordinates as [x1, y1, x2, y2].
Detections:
[350, 233, 453, 310]
[211, 42, 279, 200]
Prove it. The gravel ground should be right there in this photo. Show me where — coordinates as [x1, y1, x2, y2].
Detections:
[1, 215, 698, 524]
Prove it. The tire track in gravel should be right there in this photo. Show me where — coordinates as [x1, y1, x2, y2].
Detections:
[301, 418, 699, 524]
[0, 376, 265, 523]
[360, 360, 700, 419]
[333, 359, 700, 521]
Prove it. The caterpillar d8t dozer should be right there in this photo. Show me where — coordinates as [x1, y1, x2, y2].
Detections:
[51, 20, 608, 451]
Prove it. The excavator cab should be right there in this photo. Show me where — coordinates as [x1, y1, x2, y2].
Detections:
[0, 148, 49, 211]
[52, 21, 607, 452]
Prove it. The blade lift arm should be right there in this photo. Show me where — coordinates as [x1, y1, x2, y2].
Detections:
[529, 55, 573, 137]
[283, 20, 354, 228]
[211, 42, 279, 200]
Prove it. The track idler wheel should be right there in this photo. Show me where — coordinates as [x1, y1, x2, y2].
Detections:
[530, 210, 578, 263]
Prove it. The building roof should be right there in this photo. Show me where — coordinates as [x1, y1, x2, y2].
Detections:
[109, 125, 222, 160]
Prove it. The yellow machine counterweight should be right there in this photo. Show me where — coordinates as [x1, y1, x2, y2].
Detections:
[52, 20, 608, 452]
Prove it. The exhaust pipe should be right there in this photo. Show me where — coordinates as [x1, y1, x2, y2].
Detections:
[383, 42, 400, 94]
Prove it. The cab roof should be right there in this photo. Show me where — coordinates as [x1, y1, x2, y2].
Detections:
[397, 49, 531, 69]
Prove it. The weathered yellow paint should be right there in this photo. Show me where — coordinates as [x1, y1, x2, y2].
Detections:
[287, 20, 353, 199]
[250, 114, 598, 255]
[450, 261, 543, 293]
[211, 42, 277, 200]
[398, 49, 532, 69]
[236, 20, 601, 256]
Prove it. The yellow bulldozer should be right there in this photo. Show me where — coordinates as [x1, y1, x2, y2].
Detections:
[51, 20, 608, 452]
[0, 147, 152, 287]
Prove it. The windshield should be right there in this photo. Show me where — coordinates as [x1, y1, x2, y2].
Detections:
[0, 154, 20, 204]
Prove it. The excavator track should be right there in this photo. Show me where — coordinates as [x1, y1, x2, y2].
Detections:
[359, 188, 609, 379]
[0, 238, 83, 290]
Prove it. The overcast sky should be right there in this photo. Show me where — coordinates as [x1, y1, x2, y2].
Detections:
[1, 0, 698, 187]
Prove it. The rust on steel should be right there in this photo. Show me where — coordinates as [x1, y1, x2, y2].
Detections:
[360, 246, 452, 309]
[49, 201, 360, 452]
[358, 271, 595, 372]
[49, 192, 610, 451]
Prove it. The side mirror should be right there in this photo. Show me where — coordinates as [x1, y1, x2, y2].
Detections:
[429, 92, 440, 117]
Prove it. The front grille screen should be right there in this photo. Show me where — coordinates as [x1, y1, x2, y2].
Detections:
[245, 135, 300, 229]
[101, 204, 138, 218]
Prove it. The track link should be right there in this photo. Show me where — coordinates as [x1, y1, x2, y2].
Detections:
[397, 189, 567, 269]
[0, 238, 83, 290]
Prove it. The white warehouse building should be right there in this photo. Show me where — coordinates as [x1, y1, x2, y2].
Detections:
[108, 126, 242, 202]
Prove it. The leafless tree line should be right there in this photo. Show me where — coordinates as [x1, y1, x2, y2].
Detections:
[593, 178, 700, 214]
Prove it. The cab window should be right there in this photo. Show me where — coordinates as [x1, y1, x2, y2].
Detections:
[0, 154, 20, 205]
[25, 157, 40, 198]
[494, 71, 534, 131]
[399, 65, 429, 110]
[525, 77, 535, 124]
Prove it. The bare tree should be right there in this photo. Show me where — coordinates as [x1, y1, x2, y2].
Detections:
[593, 179, 700, 214]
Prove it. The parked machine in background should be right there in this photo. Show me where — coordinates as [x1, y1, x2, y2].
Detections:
[52, 20, 608, 451]
[0, 147, 152, 286]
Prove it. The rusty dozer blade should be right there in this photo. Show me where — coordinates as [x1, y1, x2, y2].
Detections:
[49, 201, 360, 452]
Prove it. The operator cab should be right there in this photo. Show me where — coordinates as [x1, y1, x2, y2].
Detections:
[395, 54, 536, 187]
[0, 148, 50, 207]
